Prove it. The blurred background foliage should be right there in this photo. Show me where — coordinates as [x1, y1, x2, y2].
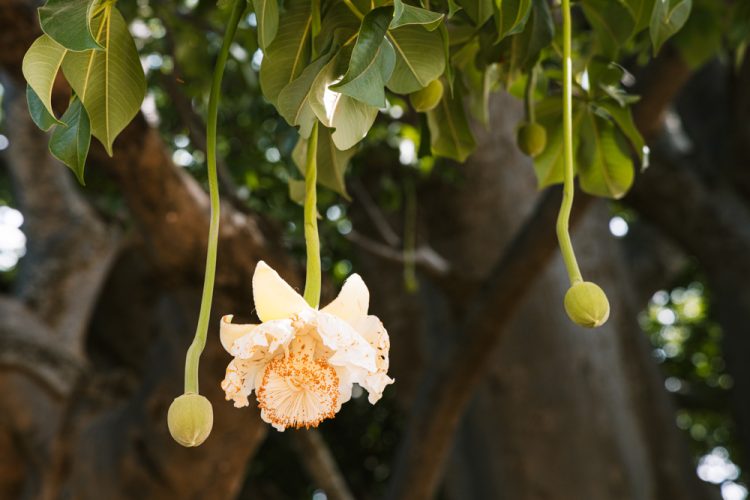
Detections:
[1, 0, 750, 498]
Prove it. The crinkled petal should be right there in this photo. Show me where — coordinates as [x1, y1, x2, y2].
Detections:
[362, 372, 394, 404]
[253, 261, 310, 322]
[353, 315, 391, 373]
[353, 315, 393, 403]
[230, 319, 295, 360]
[316, 312, 377, 372]
[321, 273, 369, 327]
[221, 359, 263, 408]
[220, 315, 256, 353]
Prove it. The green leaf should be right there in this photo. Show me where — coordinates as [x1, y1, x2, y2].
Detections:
[293, 127, 357, 198]
[426, 84, 476, 161]
[580, 0, 636, 58]
[623, 0, 657, 32]
[26, 85, 60, 131]
[38, 0, 102, 51]
[650, 0, 692, 55]
[22, 34, 67, 120]
[49, 97, 91, 185]
[493, 0, 532, 41]
[331, 7, 395, 108]
[596, 100, 648, 169]
[510, 0, 553, 71]
[277, 51, 336, 137]
[457, 0, 494, 26]
[62, 8, 146, 155]
[314, 2, 360, 55]
[252, 0, 279, 50]
[531, 98, 583, 188]
[310, 51, 379, 150]
[577, 109, 635, 199]
[386, 25, 446, 94]
[671, 0, 722, 68]
[391, 0, 444, 31]
[259, 0, 312, 105]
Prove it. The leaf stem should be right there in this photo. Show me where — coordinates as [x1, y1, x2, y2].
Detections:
[184, 0, 245, 394]
[557, 0, 583, 285]
[303, 122, 322, 308]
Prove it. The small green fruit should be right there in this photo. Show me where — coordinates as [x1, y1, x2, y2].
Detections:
[168, 393, 213, 447]
[564, 281, 610, 328]
[409, 79, 444, 112]
[516, 122, 547, 158]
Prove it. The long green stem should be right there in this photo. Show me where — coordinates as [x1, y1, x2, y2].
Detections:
[184, 0, 245, 394]
[523, 66, 537, 124]
[557, 0, 583, 285]
[303, 122, 321, 308]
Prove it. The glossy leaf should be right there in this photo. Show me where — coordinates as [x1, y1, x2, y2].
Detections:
[457, 0, 493, 26]
[623, 0, 657, 31]
[38, 0, 102, 51]
[511, 0, 554, 71]
[331, 7, 395, 108]
[62, 7, 146, 155]
[26, 85, 60, 131]
[259, 0, 312, 105]
[387, 25, 446, 94]
[391, 0, 444, 31]
[252, 0, 279, 50]
[293, 126, 357, 198]
[49, 97, 91, 185]
[581, 0, 636, 58]
[494, 0, 532, 41]
[596, 101, 648, 168]
[277, 51, 335, 137]
[650, 0, 692, 54]
[577, 109, 635, 199]
[426, 85, 476, 162]
[22, 34, 67, 120]
[310, 52, 379, 150]
[532, 98, 583, 189]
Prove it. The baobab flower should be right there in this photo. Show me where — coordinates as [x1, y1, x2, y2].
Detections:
[220, 261, 393, 431]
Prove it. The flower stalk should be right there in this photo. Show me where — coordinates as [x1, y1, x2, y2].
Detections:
[303, 122, 322, 309]
[556, 0, 583, 286]
[183, 0, 245, 395]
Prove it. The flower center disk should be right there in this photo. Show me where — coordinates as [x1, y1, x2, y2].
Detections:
[256, 338, 339, 430]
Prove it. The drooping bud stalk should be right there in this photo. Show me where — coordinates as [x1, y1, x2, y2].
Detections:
[557, 0, 609, 328]
[518, 65, 547, 158]
[172, 0, 246, 446]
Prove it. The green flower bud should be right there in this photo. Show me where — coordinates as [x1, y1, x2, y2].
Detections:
[564, 281, 610, 328]
[516, 122, 547, 158]
[409, 79, 444, 112]
[168, 393, 213, 447]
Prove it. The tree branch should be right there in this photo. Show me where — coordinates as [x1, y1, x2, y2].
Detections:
[290, 430, 355, 500]
[385, 47, 695, 500]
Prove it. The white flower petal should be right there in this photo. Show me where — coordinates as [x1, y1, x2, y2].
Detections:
[362, 373, 394, 404]
[321, 273, 369, 327]
[221, 358, 263, 408]
[317, 312, 377, 372]
[220, 315, 256, 353]
[230, 319, 295, 360]
[253, 261, 310, 322]
[354, 315, 390, 372]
